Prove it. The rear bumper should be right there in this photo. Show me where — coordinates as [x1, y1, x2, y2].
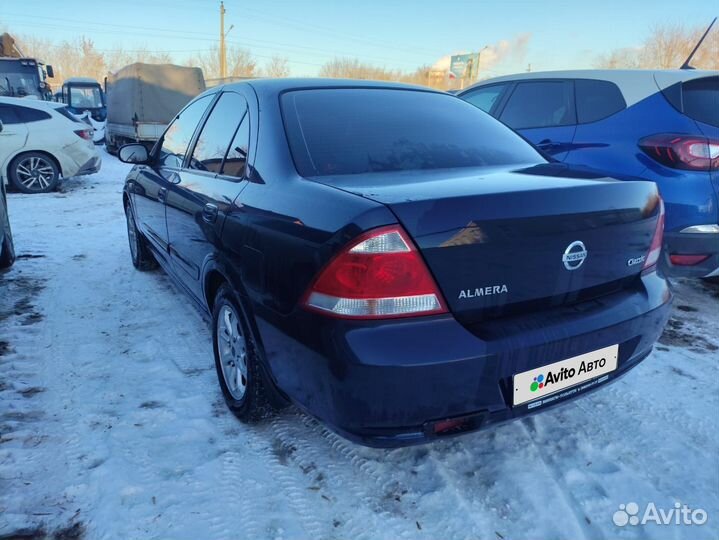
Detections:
[60, 140, 101, 178]
[75, 155, 102, 176]
[259, 271, 672, 447]
[662, 230, 719, 278]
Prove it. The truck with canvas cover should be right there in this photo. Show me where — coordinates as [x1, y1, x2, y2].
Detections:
[105, 63, 205, 153]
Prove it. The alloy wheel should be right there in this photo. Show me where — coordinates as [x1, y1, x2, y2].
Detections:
[216, 304, 248, 400]
[15, 156, 55, 192]
[126, 210, 138, 263]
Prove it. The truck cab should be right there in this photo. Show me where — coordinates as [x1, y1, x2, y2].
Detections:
[0, 58, 54, 101]
[60, 77, 107, 143]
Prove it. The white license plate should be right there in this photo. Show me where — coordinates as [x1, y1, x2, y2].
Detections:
[513, 344, 618, 406]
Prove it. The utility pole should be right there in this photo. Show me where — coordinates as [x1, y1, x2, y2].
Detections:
[219, 1, 227, 79]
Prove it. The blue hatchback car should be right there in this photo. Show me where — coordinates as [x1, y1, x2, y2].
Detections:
[459, 70, 719, 279]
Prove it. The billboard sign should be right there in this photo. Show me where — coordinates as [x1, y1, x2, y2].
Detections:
[449, 54, 473, 80]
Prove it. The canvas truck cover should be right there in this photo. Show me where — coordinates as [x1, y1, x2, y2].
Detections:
[106, 63, 205, 125]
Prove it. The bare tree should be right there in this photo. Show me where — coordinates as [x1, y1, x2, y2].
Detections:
[263, 55, 290, 78]
[319, 58, 404, 81]
[598, 23, 718, 69]
[187, 45, 256, 80]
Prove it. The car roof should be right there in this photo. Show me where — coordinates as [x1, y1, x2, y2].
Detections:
[0, 96, 65, 109]
[213, 77, 442, 100]
[63, 77, 100, 85]
[462, 69, 719, 107]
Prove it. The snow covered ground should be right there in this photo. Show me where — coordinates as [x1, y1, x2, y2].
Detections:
[1, 150, 718, 540]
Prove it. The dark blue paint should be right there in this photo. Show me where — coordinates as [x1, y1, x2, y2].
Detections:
[124, 79, 672, 447]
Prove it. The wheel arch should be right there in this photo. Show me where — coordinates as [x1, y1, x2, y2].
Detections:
[204, 267, 228, 314]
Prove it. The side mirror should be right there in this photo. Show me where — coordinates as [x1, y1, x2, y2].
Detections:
[119, 143, 150, 164]
[46, 65, 55, 78]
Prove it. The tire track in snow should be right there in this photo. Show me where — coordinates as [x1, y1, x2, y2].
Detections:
[272, 411, 497, 540]
[519, 416, 601, 540]
[270, 413, 416, 540]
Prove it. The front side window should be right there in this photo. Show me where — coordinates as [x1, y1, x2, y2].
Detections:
[461, 84, 507, 114]
[575, 79, 626, 124]
[500, 81, 575, 129]
[282, 88, 543, 177]
[159, 94, 213, 168]
[189, 92, 248, 174]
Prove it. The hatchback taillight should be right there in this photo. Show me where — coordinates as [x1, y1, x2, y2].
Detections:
[643, 199, 665, 270]
[639, 134, 719, 171]
[74, 129, 93, 141]
[302, 225, 448, 319]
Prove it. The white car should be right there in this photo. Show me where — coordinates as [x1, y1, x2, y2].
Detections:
[0, 97, 101, 193]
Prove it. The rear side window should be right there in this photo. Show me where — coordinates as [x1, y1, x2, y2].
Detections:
[461, 84, 507, 113]
[500, 81, 575, 129]
[682, 77, 719, 128]
[281, 88, 543, 177]
[222, 115, 250, 178]
[575, 79, 626, 123]
[159, 94, 213, 168]
[0, 104, 21, 124]
[17, 106, 51, 123]
[189, 92, 248, 174]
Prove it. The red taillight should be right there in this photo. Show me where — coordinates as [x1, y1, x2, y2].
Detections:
[643, 198, 665, 270]
[302, 225, 448, 319]
[639, 134, 719, 171]
[670, 254, 710, 266]
[74, 129, 93, 141]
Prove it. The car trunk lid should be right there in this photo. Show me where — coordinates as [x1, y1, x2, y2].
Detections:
[312, 163, 661, 323]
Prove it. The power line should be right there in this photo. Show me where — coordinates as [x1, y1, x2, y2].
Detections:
[1, 12, 433, 68]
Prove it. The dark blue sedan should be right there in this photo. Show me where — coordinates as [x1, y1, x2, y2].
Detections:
[120, 79, 671, 447]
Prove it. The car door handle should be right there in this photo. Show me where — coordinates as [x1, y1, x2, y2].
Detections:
[202, 203, 218, 223]
[536, 139, 561, 149]
[158, 187, 167, 202]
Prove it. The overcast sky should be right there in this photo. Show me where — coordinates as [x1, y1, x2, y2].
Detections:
[2, 0, 716, 76]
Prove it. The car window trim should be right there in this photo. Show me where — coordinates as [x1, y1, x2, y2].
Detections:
[498, 79, 576, 130]
[216, 109, 250, 182]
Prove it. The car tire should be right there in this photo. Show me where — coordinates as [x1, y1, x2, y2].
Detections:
[9, 152, 60, 194]
[125, 204, 157, 271]
[212, 284, 277, 422]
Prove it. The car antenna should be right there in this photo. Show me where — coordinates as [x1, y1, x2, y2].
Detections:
[680, 17, 716, 70]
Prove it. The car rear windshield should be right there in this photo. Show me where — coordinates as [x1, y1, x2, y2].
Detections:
[281, 88, 543, 177]
[681, 77, 719, 128]
[54, 106, 81, 123]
